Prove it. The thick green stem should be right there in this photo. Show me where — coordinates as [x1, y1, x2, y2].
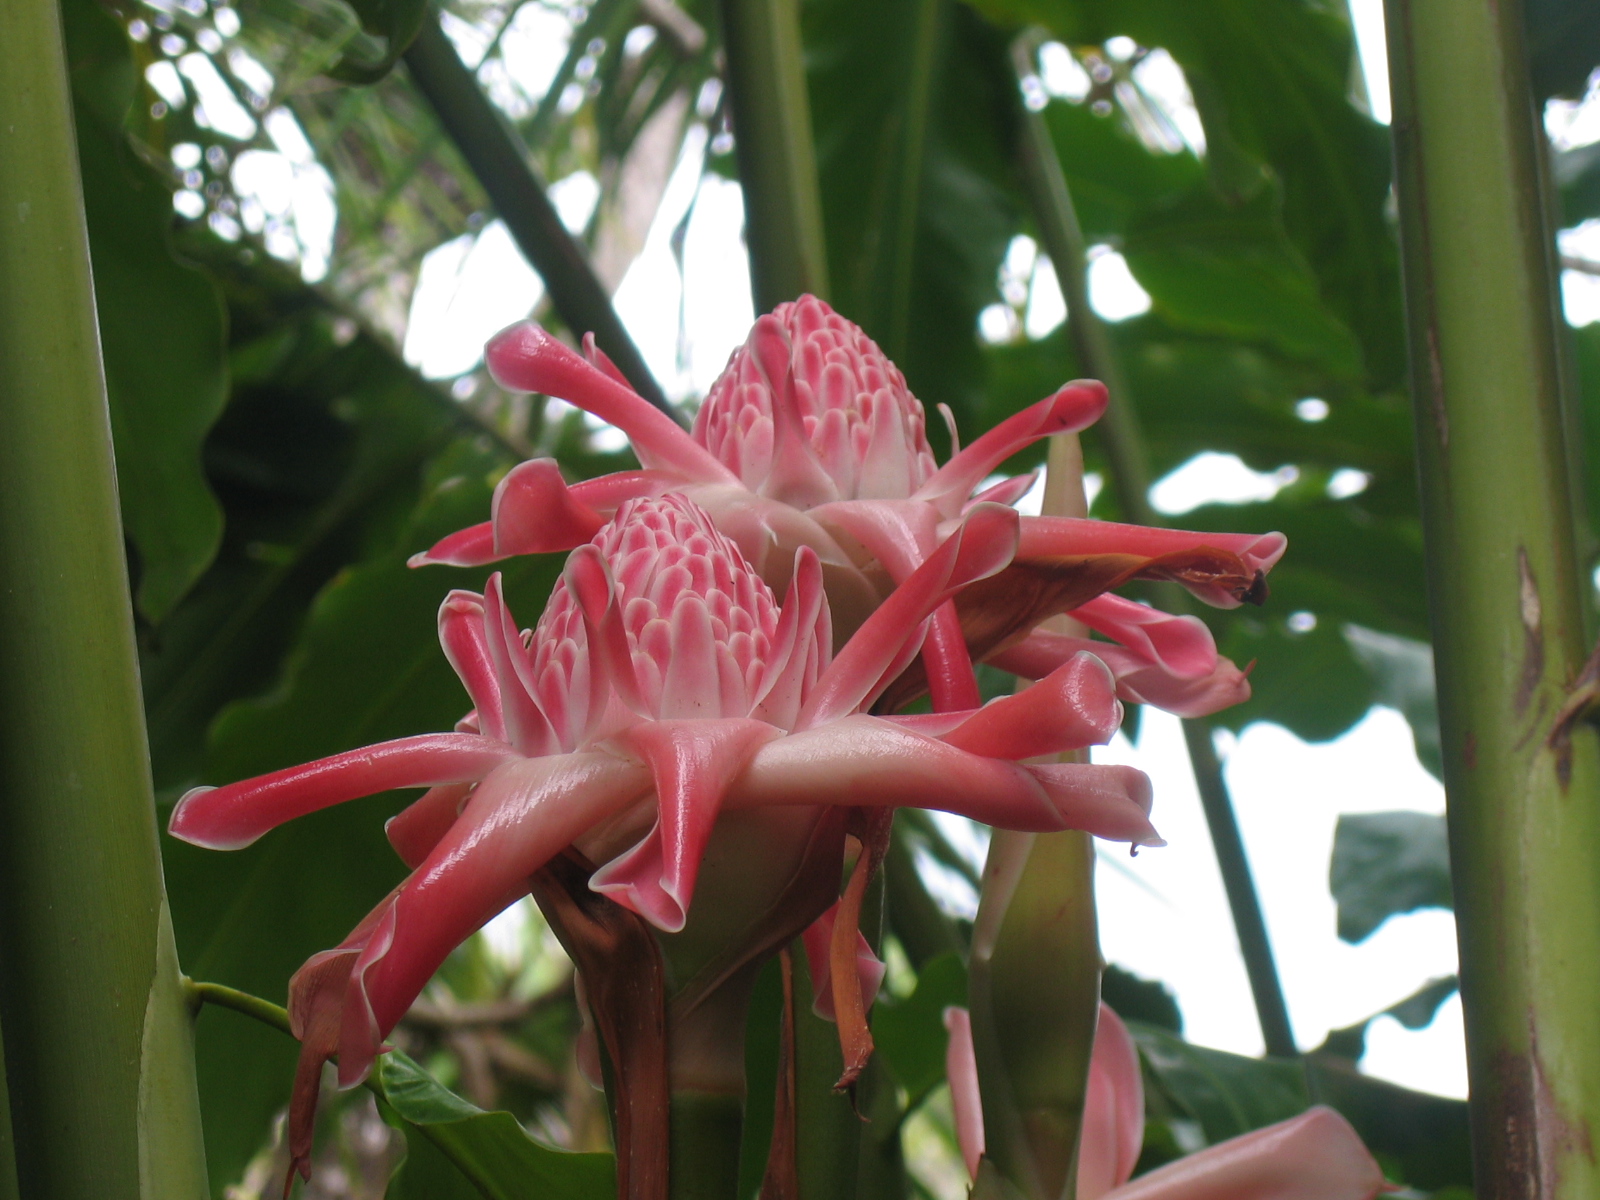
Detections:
[402, 16, 674, 416]
[669, 1094, 743, 1199]
[716, 0, 830, 309]
[1011, 34, 1296, 1058]
[0, 4, 207, 1194]
[969, 830, 1099, 1200]
[1384, 0, 1600, 1193]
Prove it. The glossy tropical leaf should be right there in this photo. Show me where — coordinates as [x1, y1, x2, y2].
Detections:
[378, 1050, 616, 1200]
[65, 0, 229, 621]
[1329, 811, 1452, 943]
[873, 952, 969, 1102]
[1132, 1021, 1472, 1190]
[970, 0, 1405, 391]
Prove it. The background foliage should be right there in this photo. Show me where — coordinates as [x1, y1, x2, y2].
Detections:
[59, 0, 1600, 1191]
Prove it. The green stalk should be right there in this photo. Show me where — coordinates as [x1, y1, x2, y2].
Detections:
[968, 436, 1100, 1200]
[0, 2, 207, 1194]
[715, 0, 830, 309]
[969, 830, 1098, 1200]
[1010, 33, 1296, 1058]
[872, 0, 942, 362]
[0, 1012, 18, 1200]
[402, 16, 675, 417]
[1384, 0, 1600, 1193]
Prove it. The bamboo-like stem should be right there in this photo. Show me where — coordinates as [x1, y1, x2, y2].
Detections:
[402, 17, 675, 417]
[716, 0, 830, 310]
[1009, 34, 1296, 1058]
[1384, 0, 1600, 1193]
[0, 4, 207, 1194]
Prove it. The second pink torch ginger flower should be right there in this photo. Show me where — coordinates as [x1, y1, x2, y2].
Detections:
[169, 493, 1156, 1179]
[944, 1004, 1391, 1199]
[413, 296, 1283, 717]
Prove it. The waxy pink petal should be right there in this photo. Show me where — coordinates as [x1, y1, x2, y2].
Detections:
[338, 751, 654, 1084]
[1106, 1106, 1387, 1200]
[589, 717, 784, 931]
[915, 381, 1109, 515]
[1016, 518, 1286, 609]
[943, 1005, 985, 1180]
[799, 503, 1019, 727]
[1078, 1004, 1146, 1199]
[168, 733, 519, 850]
[937, 652, 1121, 760]
[438, 590, 505, 742]
[801, 899, 886, 1021]
[730, 715, 1159, 845]
[1073, 594, 1219, 679]
[486, 322, 735, 483]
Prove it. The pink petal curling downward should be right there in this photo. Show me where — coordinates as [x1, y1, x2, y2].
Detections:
[801, 899, 887, 1020]
[944, 1001, 1389, 1200]
[988, 597, 1252, 720]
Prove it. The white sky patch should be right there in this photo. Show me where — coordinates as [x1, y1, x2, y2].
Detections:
[226, 46, 274, 106]
[1026, 254, 1067, 338]
[480, 3, 575, 118]
[1039, 41, 1091, 102]
[1087, 245, 1152, 321]
[403, 221, 544, 378]
[401, 171, 599, 379]
[178, 52, 257, 139]
[679, 173, 757, 395]
[613, 123, 717, 400]
[1131, 48, 1205, 155]
[1149, 451, 1297, 514]
[1094, 707, 1464, 1096]
[1545, 68, 1600, 151]
[548, 169, 601, 235]
[1560, 219, 1600, 326]
[1347, 0, 1391, 124]
[263, 107, 315, 162]
[1327, 467, 1371, 499]
[232, 110, 336, 281]
[145, 59, 187, 109]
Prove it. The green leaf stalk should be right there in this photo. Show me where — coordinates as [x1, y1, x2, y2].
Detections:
[1385, 0, 1600, 1193]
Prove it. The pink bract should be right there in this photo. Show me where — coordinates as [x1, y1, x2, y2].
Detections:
[944, 1002, 1390, 1199]
[413, 296, 1282, 719]
[171, 494, 1157, 1098]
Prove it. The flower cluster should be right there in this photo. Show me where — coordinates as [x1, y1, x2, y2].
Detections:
[170, 296, 1337, 1188]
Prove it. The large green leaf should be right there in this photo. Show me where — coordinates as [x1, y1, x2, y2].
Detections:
[807, 0, 1025, 446]
[64, 0, 229, 621]
[378, 1050, 615, 1200]
[1329, 811, 1452, 943]
[973, 0, 1404, 391]
[1123, 185, 1362, 378]
[873, 952, 969, 1102]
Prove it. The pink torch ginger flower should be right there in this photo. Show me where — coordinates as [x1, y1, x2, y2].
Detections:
[170, 494, 1157, 1178]
[413, 297, 1282, 717]
[944, 1004, 1391, 1199]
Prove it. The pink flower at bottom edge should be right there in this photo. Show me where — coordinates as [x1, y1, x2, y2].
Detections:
[944, 1002, 1391, 1200]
